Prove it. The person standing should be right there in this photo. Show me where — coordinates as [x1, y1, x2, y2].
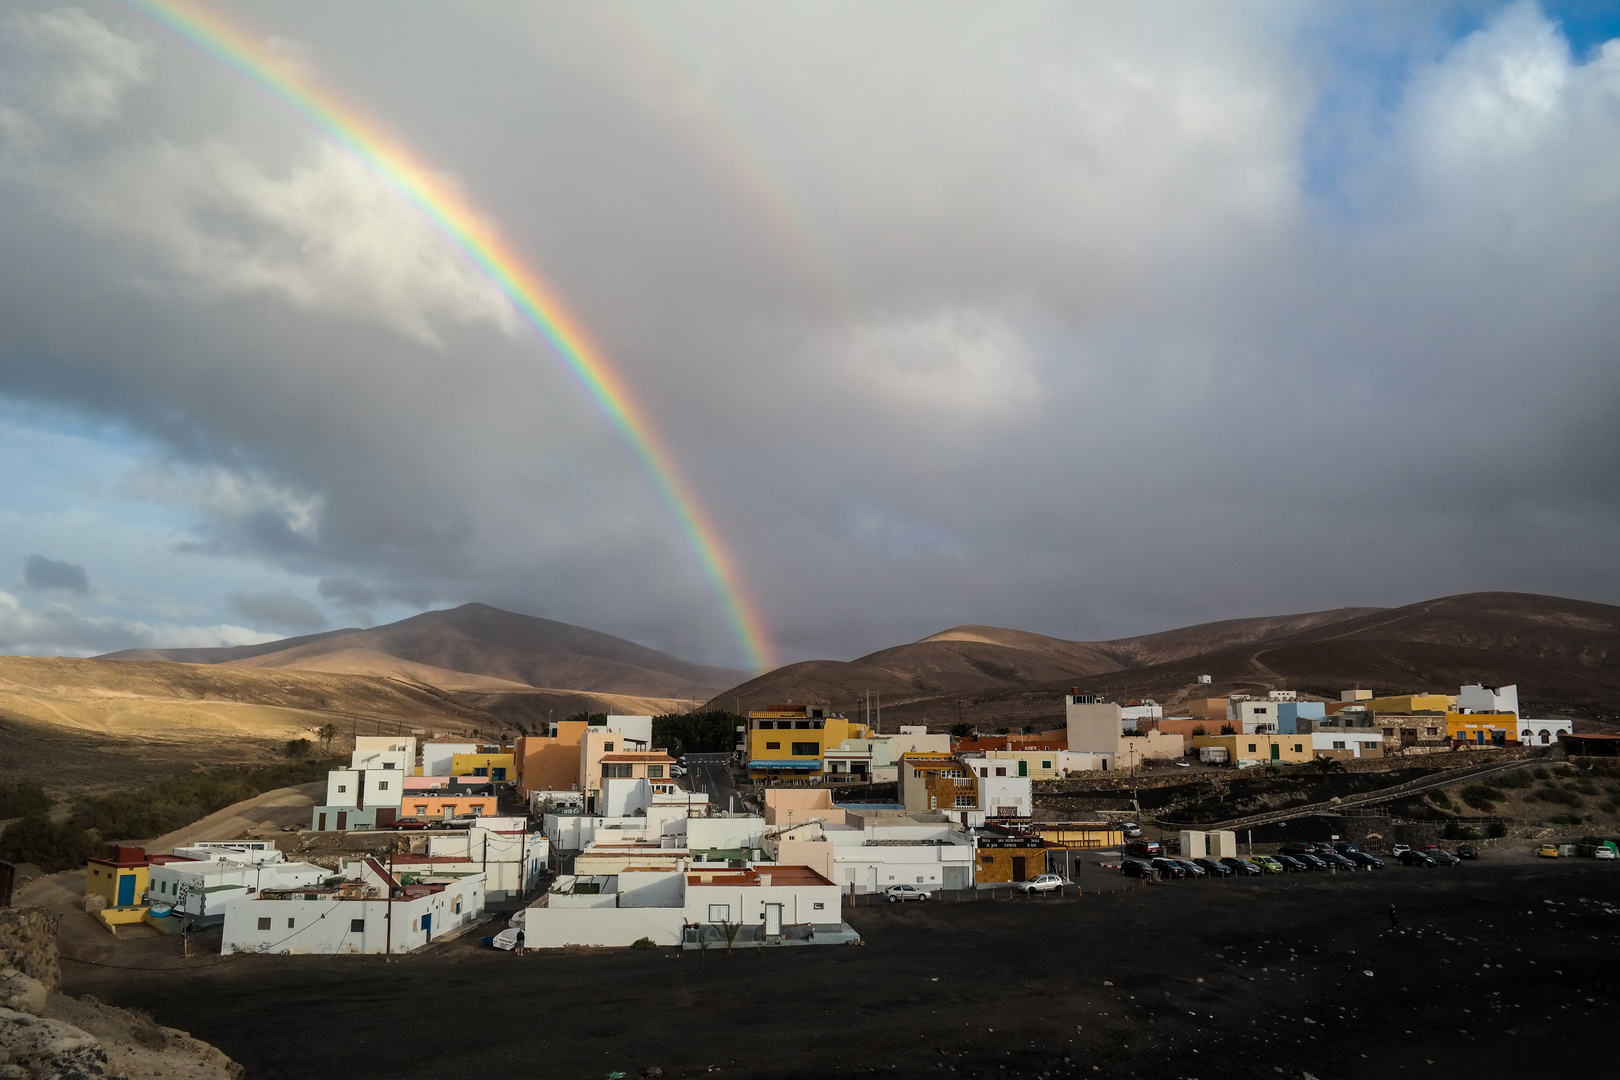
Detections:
[515, 928, 525, 957]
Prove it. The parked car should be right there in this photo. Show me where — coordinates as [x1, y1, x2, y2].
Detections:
[1321, 852, 1358, 871]
[1536, 844, 1559, 858]
[1121, 859, 1157, 879]
[1333, 842, 1361, 855]
[1220, 857, 1263, 876]
[1348, 851, 1385, 869]
[1273, 853, 1307, 873]
[1398, 849, 1436, 866]
[669, 764, 685, 778]
[488, 926, 521, 951]
[885, 884, 932, 903]
[1456, 844, 1480, 860]
[437, 816, 484, 830]
[1596, 845, 1617, 861]
[1015, 874, 1064, 895]
[1194, 858, 1232, 877]
[1295, 853, 1328, 871]
[1252, 855, 1285, 874]
[1278, 843, 1312, 856]
[1125, 840, 1163, 858]
[1121, 822, 1143, 839]
[1392, 844, 1412, 856]
[386, 817, 432, 831]
[1174, 760, 1192, 767]
[1175, 859, 1207, 878]
[1428, 849, 1461, 866]
[1151, 858, 1187, 880]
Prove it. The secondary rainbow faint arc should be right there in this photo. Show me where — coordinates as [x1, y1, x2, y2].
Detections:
[125, 0, 776, 672]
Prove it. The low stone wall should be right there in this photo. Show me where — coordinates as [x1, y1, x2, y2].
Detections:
[0, 908, 59, 993]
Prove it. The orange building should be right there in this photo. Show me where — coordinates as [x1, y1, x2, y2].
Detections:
[514, 720, 589, 796]
[401, 789, 499, 822]
[952, 733, 1066, 753]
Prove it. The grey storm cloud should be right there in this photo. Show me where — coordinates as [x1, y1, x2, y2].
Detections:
[223, 589, 328, 632]
[22, 554, 88, 593]
[0, 1, 1618, 666]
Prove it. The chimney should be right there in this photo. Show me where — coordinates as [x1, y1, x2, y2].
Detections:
[758, 873, 772, 887]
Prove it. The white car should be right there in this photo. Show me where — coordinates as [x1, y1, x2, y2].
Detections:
[1173, 760, 1192, 768]
[669, 764, 685, 778]
[1014, 874, 1064, 894]
[1392, 844, 1411, 856]
[490, 927, 521, 951]
[884, 884, 932, 903]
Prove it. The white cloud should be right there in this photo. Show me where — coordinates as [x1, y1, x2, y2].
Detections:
[8, 7, 151, 125]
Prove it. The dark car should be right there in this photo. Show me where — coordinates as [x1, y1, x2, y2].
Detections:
[386, 817, 432, 831]
[1121, 859, 1156, 879]
[1456, 844, 1479, 860]
[1194, 858, 1232, 877]
[1273, 853, 1307, 873]
[1398, 849, 1436, 867]
[1152, 858, 1187, 879]
[1322, 852, 1358, 871]
[1278, 843, 1311, 856]
[1333, 842, 1361, 855]
[1348, 851, 1385, 869]
[1125, 840, 1162, 858]
[1296, 853, 1328, 871]
[1220, 857, 1263, 876]
[1175, 859, 1208, 878]
[1428, 849, 1462, 866]
[1307, 842, 1337, 855]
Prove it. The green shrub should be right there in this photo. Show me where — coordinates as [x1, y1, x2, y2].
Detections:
[71, 758, 342, 842]
[1443, 821, 1480, 840]
[1490, 770, 1533, 790]
[1427, 789, 1454, 809]
[0, 781, 52, 818]
[1487, 822, 1507, 838]
[1572, 778, 1599, 796]
[651, 710, 744, 758]
[1537, 787, 1582, 808]
[0, 815, 101, 872]
[631, 936, 657, 951]
[1460, 784, 1505, 811]
[1533, 767, 1550, 780]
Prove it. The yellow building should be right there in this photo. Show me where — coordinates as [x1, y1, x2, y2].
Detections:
[746, 706, 871, 780]
[1446, 714, 1518, 747]
[899, 753, 979, 814]
[1366, 694, 1455, 715]
[1193, 733, 1314, 766]
[85, 846, 151, 929]
[449, 751, 516, 783]
[1030, 822, 1123, 849]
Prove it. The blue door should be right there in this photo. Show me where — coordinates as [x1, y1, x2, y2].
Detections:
[117, 874, 135, 906]
[420, 912, 432, 940]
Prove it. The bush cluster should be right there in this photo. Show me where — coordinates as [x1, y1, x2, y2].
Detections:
[0, 781, 52, 818]
[650, 711, 745, 759]
[0, 816, 100, 873]
[1460, 784, 1505, 811]
[69, 758, 342, 844]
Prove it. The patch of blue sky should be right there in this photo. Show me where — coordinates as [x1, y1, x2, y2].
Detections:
[1293, 1, 1618, 222]
[0, 400, 330, 648]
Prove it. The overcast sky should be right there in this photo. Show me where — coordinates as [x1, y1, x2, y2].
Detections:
[1, 1, 1618, 668]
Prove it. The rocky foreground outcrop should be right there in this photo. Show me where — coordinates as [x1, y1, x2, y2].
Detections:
[0, 909, 242, 1080]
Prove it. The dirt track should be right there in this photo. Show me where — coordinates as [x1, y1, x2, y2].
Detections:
[63, 857, 1619, 1080]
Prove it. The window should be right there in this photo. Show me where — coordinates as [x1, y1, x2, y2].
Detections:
[708, 904, 731, 923]
[981, 854, 993, 863]
[995, 767, 1007, 777]
[350, 919, 365, 932]
[791, 742, 819, 756]
[979, 768, 988, 777]
[1042, 761, 1051, 770]
[602, 763, 633, 778]
[1332, 741, 1346, 750]
[337, 785, 347, 793]
[648, 765, 664, 778]
[604, 742, 615, 752]
[287, 918, 295, 929]
[916, 876, 925, 884]
[795, 720, 811, 729]
[416, 805, 428, 815]
[257, 917, 271, 931]
[813, 902, 825, 910]
[1293, 744, 1303, 753]
[1248, 744, 1257, 753]
[383, 762, 395, 769]
[954, 795, 974, 808]
[1255, 707, 1268, 714]
[378, 781, 389, 791]
[766, 742, 781, 751]
[473, 767, 488, 777]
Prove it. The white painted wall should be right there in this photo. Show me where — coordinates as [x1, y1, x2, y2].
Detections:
[519, 906, 684, 948]
[220, 874, 484, 955]
[978, 775, 1033, 817]
[686, 817, 765, 852]
[683, 878, 841, 929]
[422, 742, 477, 777]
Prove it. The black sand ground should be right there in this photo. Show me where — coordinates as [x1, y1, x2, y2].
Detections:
[66, 860, 1619, 1080]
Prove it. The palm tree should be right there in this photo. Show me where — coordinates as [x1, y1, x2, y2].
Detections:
[317, 723, 339, 754]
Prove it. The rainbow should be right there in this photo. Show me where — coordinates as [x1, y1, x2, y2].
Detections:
[124, 0, 775, 672]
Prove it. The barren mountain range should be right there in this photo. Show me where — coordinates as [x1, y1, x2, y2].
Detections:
[708, 592, 1620, 731]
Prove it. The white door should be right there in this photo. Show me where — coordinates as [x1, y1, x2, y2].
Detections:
[764, 903, 783, 937]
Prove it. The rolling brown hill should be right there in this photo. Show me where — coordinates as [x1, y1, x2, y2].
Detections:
[103, 602, 747, 701]
[708, 606, 1382, 720]
[708, 593, 1620, 731]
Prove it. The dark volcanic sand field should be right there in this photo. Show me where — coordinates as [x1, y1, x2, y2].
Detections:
[66, 861, 1618, 1080]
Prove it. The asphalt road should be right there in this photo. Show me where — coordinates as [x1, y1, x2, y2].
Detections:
[682, 751, 741, 813]
[65, 857, 1620, 1080]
